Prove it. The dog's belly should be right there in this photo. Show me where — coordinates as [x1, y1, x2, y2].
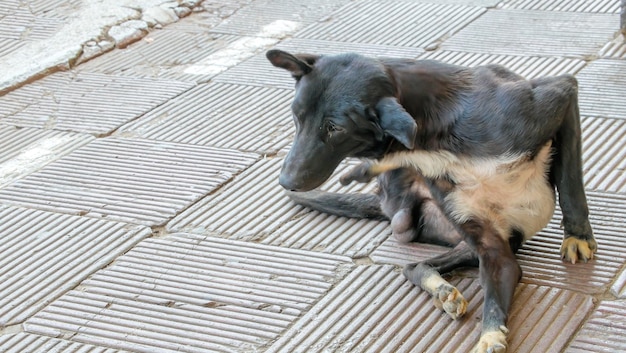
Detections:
[443, 142, 555, 241]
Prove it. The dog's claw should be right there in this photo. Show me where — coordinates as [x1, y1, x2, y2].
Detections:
[433, 284, 467, 320]
[560, 236, 597, 264]
[471, 328, 508, 353]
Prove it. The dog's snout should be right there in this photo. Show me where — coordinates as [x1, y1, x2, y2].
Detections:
[279, 173, 299, 192]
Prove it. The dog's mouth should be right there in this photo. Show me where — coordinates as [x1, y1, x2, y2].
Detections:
[278, 169, 331, 192]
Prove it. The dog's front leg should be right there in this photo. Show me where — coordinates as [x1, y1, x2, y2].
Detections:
[460, 220, 521, 353]
[554, 83, 596, 263]
[533, 75, 596, 263]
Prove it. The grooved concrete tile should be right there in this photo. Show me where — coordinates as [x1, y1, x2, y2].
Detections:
[79, 31, 242, 82]
[167, 158, 297, 238]
[418, 50, 586, 78]
[24, 0, 83, 19]
[0, 8, 63, 41]
[266, 265, 593, 353]
[118, 82, 294, 153]
[426, 0, 501, 5]
[0, 138, 258, 225]
[0, 333, 127, 353]
[372, 191, 626, 295]
[0, 38, 24, 59]
[263, 212, 390, 258]
[0, 72, 194, 134]
[577, 60, 626, 120]
[566, 300, 626, 352]
[24, 234, 351, 353]
[209, 0, 350, 36]
[0, 126, 94, 187]
[498, 0, 620, 12]
[0, 205, 150, 326]
[169, 157, 383, 257]
[370, 238, 451, 266]
[599, 34, 626, 58]
[441, 10, 618, 57]
[582, 116, 626, 193]
[611, 268, 626, 298]
[214, 38, 424, 89]
[296, 1, 486, 48]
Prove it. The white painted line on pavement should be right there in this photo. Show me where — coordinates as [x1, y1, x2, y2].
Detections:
[184, 20, 301, 75]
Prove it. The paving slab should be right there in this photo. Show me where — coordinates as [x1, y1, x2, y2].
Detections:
[78, 29, 243, 82]
[0, 6, 63, 42]
[611, 267, 626, 298]
[0, 138, 258, 226]
[418, 50, 586, 78]
[441, 9, 618, 57]
[577, 59, 626, 120]
[372, 191, 626, 295]
[599, 34, 626, 58]
[208, 0, 350, 37]
[581, 116, 626, 193]
[566, 300, 626, 352]
[0, 205, 150, 326]
[0, 126, 94, 188]
[0, 0, 216, 92]
[117, 82, 294, 153]
[498, 0, 621, 12]
[295, 0, 486, 48]
[213, 38, 424, 89]
[0, 71, 194, 134]
[0, 332, 127, 353]
[266, 265, 594, 353]
[24, 234, 351, 353]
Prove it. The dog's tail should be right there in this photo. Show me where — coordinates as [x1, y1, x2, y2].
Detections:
[286, 190, 389, 221]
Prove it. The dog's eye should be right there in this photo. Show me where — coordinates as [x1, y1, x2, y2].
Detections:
[326, 121, 344, 135]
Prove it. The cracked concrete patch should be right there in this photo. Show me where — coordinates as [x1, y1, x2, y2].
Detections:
[0, 0, 200, 92]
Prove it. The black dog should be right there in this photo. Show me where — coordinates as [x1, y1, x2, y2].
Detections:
[267, 49, 596, 353]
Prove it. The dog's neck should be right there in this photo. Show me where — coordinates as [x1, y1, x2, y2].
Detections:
[383, 59, 472, 153]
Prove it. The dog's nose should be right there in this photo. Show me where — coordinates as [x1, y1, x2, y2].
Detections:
[278, 173, 299, 192]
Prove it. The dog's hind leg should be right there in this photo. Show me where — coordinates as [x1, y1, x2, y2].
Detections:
[460, 219, 521, 353]
[532, 75, 596, 263]
[285, 190, 388, 221]
[403, 241, 478, 320]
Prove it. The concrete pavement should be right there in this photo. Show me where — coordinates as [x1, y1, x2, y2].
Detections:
[0, 0, 625, 352]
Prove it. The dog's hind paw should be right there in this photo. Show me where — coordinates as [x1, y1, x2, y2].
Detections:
[405, 264, 467, 320]
[471, 328, 508, 353]
[432, 283, 467, 320]
[561, 236, 597, 264]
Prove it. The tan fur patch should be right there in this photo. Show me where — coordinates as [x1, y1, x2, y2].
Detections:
[374, 142, 555, 241]
[472, 328, 508, 353]
[561, 236, 596, 264]
[421, 272, 467, 319]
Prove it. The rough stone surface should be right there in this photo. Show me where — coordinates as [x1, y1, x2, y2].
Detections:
[108, 21, 148, 48]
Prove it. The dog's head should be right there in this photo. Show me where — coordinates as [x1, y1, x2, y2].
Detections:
[267, 49, 417, 191]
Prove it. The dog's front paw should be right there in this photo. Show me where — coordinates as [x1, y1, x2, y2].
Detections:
[432, 283, 467, 320]
[561, 236, 597, 264]
[472, 327, 508, 353]
[339, 161, 377, 185]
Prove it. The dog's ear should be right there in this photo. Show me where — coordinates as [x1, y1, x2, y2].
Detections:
[266, 49, 318, 78]
[376, 97, 417, 149]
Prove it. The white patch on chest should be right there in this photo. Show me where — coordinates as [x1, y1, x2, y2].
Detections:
[378, 142, 555, 241]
